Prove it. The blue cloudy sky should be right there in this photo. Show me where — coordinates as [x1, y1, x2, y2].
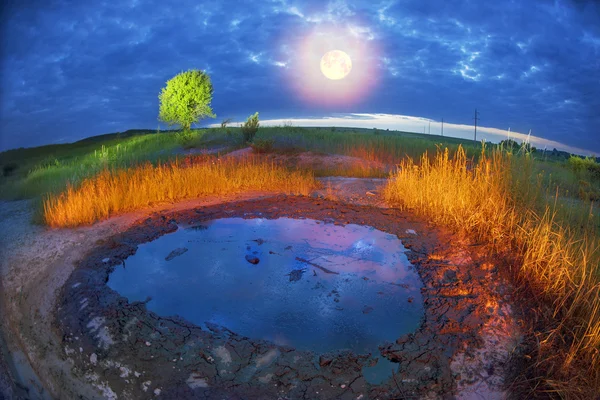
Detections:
[1, 0, 599, 154]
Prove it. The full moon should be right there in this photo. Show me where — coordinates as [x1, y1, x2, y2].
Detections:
[320, 50, 352, 80]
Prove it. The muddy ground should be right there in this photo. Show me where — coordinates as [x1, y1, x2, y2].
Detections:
[0, 177, 521, 399]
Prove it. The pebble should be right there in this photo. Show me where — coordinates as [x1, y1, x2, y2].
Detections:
[245, 255, 260, 265]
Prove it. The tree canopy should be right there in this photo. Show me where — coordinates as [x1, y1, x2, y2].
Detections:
[158, 69, 215, 130]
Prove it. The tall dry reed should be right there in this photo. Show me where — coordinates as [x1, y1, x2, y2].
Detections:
[43, 156, 317, 227]
[384, 145, 600, 397]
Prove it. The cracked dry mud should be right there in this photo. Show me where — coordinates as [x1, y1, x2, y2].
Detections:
[0, 178, 521, 399]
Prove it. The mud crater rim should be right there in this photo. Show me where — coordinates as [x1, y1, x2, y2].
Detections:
[56, 195, 503, 398]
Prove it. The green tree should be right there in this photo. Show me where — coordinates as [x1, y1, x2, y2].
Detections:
[158, 70, 216, 131]
[499, 139, 519, 151]
[241, 112, 260, 143]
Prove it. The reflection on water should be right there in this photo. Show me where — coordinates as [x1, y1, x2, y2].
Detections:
[108, 218, 423, 383]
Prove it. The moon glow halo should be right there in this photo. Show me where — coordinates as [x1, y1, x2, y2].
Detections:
[287, 28, 379, 106]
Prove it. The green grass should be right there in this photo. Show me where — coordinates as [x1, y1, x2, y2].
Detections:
[0, 128, 246, 200]
[1, 125, 598, 209]
[251, 126, 484, 163]
[1, 130, 176, 199]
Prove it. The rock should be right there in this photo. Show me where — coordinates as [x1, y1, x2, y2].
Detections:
[287, 269, 306, 282]
[245, 255, 260, 265]
[443, 269, 458, 283]
[165, 247, 188, 261]
[319, 356, 333, 367]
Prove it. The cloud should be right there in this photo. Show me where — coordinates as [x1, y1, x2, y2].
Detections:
[0, 0, 599, 153]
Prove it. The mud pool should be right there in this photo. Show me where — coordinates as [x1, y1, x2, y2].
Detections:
[47, 195, 517, 399]
[108, 218, 423, 382]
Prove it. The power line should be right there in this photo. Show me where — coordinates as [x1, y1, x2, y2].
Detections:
[473, 109, 480, 142]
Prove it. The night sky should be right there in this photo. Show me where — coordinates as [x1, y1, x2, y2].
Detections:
[1, 0, 599, 154]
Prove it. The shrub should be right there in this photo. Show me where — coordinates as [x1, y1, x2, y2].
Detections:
[241, 112, 260, 143]
[2, 163, 18, 177]
[569, 156, 600, 181]
[251, 138, 274, 153]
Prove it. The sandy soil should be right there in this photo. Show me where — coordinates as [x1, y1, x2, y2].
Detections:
[224, 147, 392, 174]
[0, 172, 521, 399]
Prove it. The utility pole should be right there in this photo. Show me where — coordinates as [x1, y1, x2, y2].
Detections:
[441, 118, 444, 137]
[428, 121, 431, 135]
[473, 109, 480, 142]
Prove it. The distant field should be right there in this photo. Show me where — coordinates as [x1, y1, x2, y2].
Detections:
[0, 126, 596, 201]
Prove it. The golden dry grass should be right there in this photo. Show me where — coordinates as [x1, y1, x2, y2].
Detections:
[43, 156, 317, 227]
[384, 146, 600, 398]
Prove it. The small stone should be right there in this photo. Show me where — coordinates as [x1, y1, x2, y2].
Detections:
[90, 353, 97, 365]
[245, 255, 260, 265]
[443, 269, 458, 283]
[408, 297, 414, 303]
[154, 388, 161, 396]
[288, 269, 306, 282]
[145, 341, 151, 346]
[319, 356, 332, 367]
[102, 258, 110, 263]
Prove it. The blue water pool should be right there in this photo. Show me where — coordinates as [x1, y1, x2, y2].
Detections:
[108, 217, 424, 383]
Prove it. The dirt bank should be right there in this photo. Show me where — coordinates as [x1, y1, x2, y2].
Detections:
[0, 178, 520, 399]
